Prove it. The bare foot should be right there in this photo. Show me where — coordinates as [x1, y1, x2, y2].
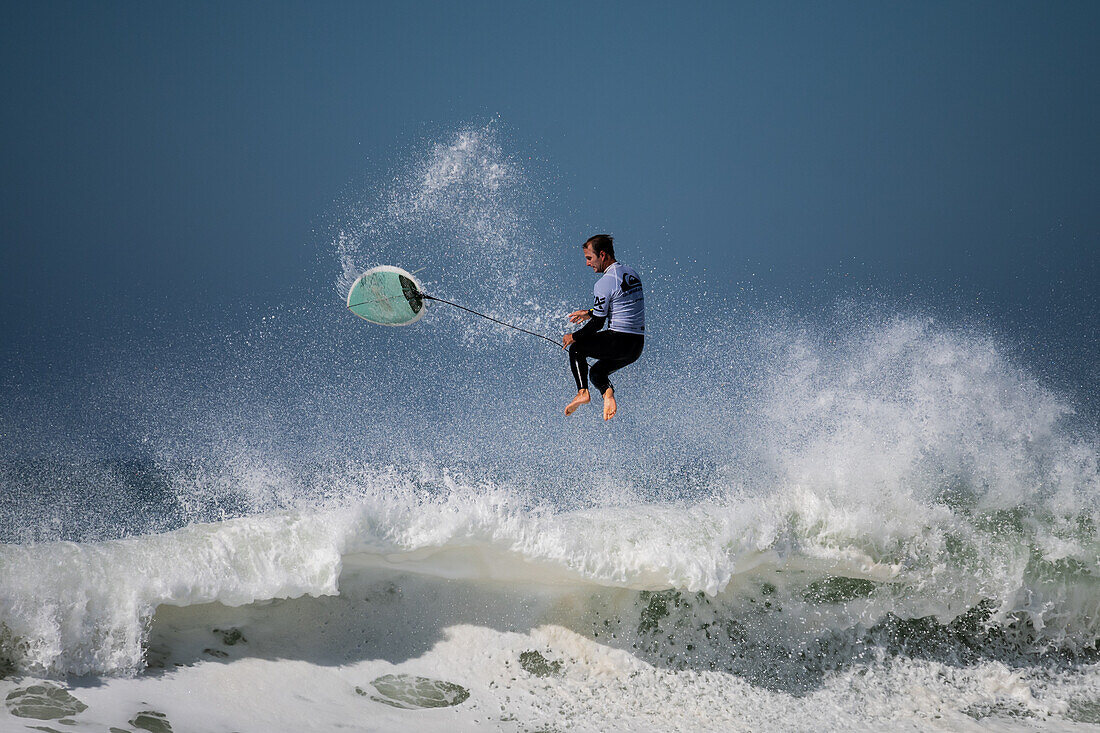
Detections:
[602, 388, 617, 420]
[565, 389, 590, 415]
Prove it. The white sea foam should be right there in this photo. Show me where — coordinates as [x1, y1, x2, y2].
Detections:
[2, 446, 1097, 680]
[3, 489, 1099, 731]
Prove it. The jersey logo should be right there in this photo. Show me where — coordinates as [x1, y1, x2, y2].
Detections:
[592, 296, 607, 310]
[621, 273, 642, 294]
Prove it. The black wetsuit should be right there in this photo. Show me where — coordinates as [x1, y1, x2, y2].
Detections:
[568, 319, 644, 394]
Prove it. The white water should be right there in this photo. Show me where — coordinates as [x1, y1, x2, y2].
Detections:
[2, 473, 1099, 730]
[2, 449, 1098, 676]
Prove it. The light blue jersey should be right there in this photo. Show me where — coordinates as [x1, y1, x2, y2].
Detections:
[591, 262, 645, 335]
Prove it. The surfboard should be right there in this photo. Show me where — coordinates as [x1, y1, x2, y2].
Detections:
[345, 266, 559, 347]
[346, 266, 426, 326]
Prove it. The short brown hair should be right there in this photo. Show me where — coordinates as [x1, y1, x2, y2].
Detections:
[584, 234, 615, 259]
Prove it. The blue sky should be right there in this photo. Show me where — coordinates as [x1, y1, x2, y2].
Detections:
[1, 1, 1098, 419]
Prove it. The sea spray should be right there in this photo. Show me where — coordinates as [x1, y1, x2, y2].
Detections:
[334, 123, 566, 342]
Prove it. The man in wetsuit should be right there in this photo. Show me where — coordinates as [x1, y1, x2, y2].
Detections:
[562, 234, 645, 420]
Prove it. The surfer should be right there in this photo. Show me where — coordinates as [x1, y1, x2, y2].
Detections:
[562, 234, 645, 420]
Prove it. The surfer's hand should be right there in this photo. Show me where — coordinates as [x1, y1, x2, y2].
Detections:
[562, 333, 574, 349]
[568, 310, 591, 324]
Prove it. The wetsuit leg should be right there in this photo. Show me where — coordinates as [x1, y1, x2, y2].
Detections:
[568, 341, 590, 391]
[588, 334, 643, 393]
[568, 331, 644, 394]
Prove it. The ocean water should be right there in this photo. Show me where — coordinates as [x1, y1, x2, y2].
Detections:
[1, 126, 1098, 732]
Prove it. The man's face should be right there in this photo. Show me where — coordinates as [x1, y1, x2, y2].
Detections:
[584, 245, 610, 273]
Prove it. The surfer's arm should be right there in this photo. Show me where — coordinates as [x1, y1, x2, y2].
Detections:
[568, 309, 593, 324]
[571, 313, 606, 343]
[567, 279, 611, 344]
